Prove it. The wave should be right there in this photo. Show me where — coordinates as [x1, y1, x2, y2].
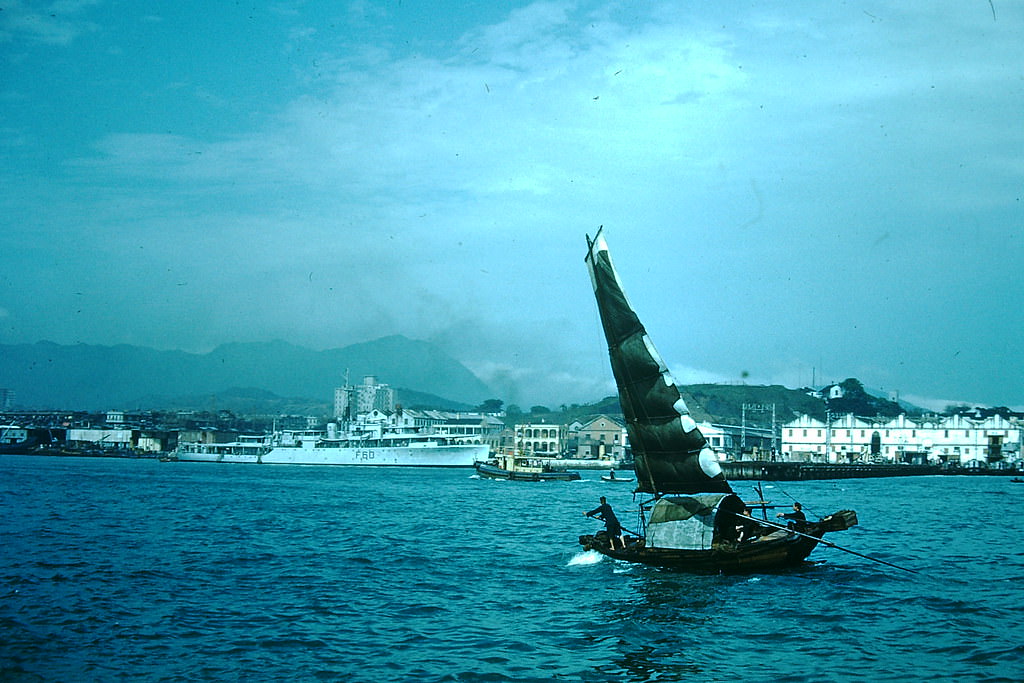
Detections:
[567, 550, 604, 566]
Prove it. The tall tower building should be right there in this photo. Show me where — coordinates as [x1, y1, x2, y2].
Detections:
[334, 376, 395, 420]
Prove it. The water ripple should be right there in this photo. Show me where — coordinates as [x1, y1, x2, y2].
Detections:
[1, 458, 1023, 681]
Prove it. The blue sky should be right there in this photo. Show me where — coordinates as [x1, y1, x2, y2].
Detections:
[2, 1, 1022, 410]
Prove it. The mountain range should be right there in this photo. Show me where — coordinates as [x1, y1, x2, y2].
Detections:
[0, 336, 494, 411]
[0, 335, 931, 424]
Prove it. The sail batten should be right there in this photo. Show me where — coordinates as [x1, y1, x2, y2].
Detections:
[586, 230, 732, 495]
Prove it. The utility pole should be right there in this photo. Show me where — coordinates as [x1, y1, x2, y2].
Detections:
[825, 409, 832, 462]
[742, 403, 776, 456]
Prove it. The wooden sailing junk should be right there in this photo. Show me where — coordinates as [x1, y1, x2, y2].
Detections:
[579, 229, 858, 571]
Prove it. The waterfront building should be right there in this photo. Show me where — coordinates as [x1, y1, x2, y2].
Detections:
[781, 413, 1022, 467]
[329, 407, 499, 447]
[572, 415, 626, 460]
[429, 413, 505, 442]
[564, 417, 767, 462]
[1, 425, 29, 446]
[334, 376, 396, 419]
[514, 422, 563, 456]
[66, 428, 135, 450]
[699, 422, 737, 455]
[701, 422, 776, 458]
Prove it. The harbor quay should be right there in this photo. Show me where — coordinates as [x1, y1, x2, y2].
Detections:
[2, 394, 1022, 477]
[719, 461, 1017, 480]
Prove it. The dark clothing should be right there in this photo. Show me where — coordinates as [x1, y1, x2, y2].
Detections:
[586, 503, 622, 536]
[736, 514, 761, 542]
[780, 509, 807, 531]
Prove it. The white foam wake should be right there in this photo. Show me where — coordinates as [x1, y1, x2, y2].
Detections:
[567, 550, 604, 566]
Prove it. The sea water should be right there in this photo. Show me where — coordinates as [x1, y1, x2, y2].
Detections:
[1, 455, 1021, 682]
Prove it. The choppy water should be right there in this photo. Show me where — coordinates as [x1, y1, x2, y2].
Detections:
[1, 455, 1021, 682]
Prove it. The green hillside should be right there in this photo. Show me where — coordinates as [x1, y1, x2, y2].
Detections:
[548, 384, 828, 427]
[681, 384, 828, 425]
[555, 380, 910, 427]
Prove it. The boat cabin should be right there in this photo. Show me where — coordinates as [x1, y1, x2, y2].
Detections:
[645, 493, 748, 550]
[492, 451, 554, 474]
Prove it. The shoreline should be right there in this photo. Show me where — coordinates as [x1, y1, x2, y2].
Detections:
[722, 460, 1022, 480]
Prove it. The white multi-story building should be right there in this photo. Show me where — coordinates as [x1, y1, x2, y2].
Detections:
[430, 413, 505, 442]
[334, 376, 396, 420]
[515, 422, 563, 456]
[338, 407, 500, 446]
[781, 413, 1022, 467]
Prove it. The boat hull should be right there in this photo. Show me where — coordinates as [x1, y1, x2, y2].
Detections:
[475, 462, 581, 481]
[262, 444, 485, 467]
[579, 528, 823, 572]
[178, 451, 261, 464]
[175, 443, 487, 467]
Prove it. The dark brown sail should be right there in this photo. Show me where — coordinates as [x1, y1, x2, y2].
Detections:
[585, 230, 731, 495]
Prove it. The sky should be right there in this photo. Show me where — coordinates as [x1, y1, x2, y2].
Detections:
[2, 1, 1022, 411]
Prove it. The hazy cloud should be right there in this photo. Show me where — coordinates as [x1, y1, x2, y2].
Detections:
[2, 1, 1022, 409]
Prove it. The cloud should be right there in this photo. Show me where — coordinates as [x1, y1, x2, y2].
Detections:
[73, 4, 747, 208]
[669, 364, 733, 386]
[0, 0, 100, 45]
[3, 1, 1023, 408]
[900, 393, 1024, 414]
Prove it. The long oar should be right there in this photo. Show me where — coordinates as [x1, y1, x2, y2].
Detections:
[583, 509, 644, 542]
[584, 516, 641, 539]
[734, 513, 921, 575]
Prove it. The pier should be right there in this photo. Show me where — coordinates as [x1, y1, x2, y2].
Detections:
[723, 461, 941, 480]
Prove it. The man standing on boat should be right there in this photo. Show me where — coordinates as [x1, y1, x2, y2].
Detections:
[585, 496, 624, 550]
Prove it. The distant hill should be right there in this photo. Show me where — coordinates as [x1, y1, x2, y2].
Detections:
[0, 335, 493, 411]
[541, 384, 829, 426]
[681, 384, 828, 425]
[148, 385, 474, 417]
[824, 378, 911, 418]
[153, 387, 332, 416]
[862, 385, 924, 414]
[555, 381, 920, 426]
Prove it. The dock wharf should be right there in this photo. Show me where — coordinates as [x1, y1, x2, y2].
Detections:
[723, 461, 941, 480]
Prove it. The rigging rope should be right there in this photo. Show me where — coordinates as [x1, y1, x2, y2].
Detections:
[727, 511, 921, 575]
[749, 479, 826, 521]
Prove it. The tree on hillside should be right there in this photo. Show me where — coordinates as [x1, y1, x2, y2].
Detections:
[476, 398, 504, 414]
[827, 378, 903, 418]
[943, 404, 1023, 419]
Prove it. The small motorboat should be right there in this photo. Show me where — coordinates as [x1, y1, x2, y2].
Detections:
[474, 454, 581, 482]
